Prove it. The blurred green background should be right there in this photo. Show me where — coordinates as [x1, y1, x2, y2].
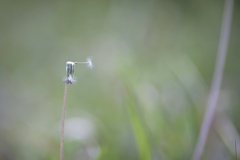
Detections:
[0, 0, 240, 160]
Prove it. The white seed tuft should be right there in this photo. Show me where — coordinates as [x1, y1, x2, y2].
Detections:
[86, 57, 93, 70]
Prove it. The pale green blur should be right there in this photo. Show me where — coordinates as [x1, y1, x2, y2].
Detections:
[0, 0, 240, 160]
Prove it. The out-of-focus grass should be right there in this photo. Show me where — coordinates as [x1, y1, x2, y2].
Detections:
[125, 84, 151, 160]
[0, 0, 240, 160]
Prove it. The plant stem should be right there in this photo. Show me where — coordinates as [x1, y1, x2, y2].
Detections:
[60, 82, 68, 160]
[192, 0, 234, 160]
[235, 140, 237, 160]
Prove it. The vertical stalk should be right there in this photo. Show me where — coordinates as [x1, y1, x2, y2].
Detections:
[235, 140, 237, 160]
[60, 82, 68, 160]
[192, 0, 234, 160]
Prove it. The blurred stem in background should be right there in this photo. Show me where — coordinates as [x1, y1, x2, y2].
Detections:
[192, 0, 234, 159]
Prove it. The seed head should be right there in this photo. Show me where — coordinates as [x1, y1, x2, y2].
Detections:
[65, 61, 76, 84]
[64, 57, 93, 84]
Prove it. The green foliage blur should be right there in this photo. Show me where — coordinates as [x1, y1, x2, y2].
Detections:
[0, 0, 240, 160]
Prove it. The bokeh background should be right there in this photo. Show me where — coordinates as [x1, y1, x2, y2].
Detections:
[0, 0, 240, 160]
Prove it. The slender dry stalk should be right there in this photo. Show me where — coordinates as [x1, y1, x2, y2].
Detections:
[59, 58, 93, 160]
[60, 82, 68, 160]
[192, 0, 234, 160]
[235, 140, 237, 160]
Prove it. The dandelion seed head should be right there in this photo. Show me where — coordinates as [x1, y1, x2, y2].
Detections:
[64, 58, 93, 84]
[65, 61, 76, 84]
